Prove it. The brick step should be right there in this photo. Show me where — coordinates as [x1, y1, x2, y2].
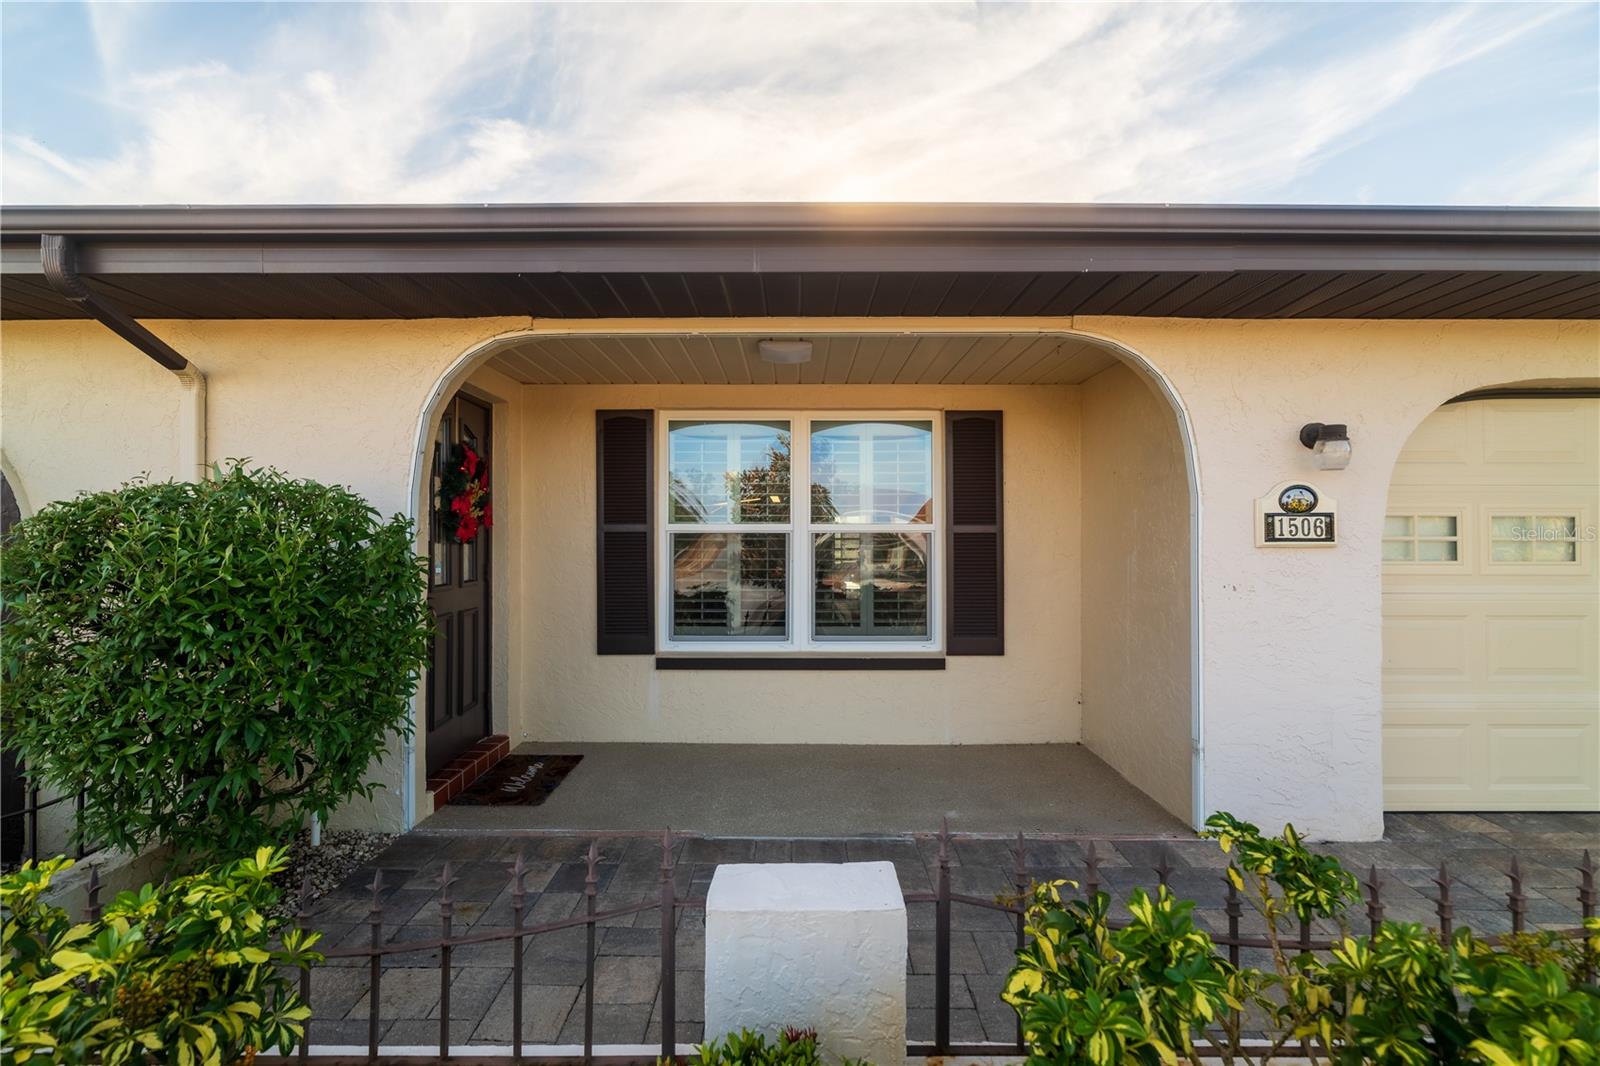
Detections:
[426, 734, 510, 805]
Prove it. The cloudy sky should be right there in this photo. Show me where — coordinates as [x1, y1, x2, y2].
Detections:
[2, 2, 1596, 206]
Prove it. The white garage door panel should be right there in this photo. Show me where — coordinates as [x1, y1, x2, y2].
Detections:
[1383, 397, 1599, 812]
[1384, 705, 1598, 808]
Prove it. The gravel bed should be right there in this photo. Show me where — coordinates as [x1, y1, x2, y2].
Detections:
[268, 828, 394, 920]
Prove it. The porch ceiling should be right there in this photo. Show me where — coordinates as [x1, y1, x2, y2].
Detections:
[486, 332, 1121, 385]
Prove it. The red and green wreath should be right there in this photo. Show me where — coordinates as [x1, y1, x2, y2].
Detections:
[438, 444, 492, 543]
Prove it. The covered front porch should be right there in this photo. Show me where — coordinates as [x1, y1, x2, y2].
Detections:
[417, 741, 1190, 837]
[415, 324, 1200, 835]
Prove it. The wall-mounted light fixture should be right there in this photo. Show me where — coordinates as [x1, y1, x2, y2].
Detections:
[758, 339, 813, 365]
[1299, 422, 1352, 470]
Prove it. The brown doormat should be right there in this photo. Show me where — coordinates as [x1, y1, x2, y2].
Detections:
[450, 754, 583, 806]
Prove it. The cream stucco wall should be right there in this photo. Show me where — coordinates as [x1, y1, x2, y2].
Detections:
[0, 317, 532, 831]
[1079, 362, 1193, 820]
[517, 383, 1083, 746]
[1076, 316, 1600, 839]
[5, 314, 1597, 839]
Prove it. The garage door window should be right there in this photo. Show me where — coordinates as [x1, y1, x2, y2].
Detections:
[1490, 514, 1579, 563]
[1383, 514, 1460, 562]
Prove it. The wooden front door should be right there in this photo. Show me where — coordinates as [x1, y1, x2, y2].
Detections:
[426, 393, 493, 775]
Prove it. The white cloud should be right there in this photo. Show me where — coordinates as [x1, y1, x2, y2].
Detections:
[1, 1, 1592, 204]
[1453, 136, 1600, 206]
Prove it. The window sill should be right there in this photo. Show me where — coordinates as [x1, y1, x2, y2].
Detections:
[654, 656, 946, 671]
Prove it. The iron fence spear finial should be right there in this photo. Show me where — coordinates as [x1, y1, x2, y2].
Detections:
[1364, 864, 1385, 937]
[1433, 861, 1453, 942]
[1223, 868, 1242, 967]
[509, 852, 528, 1065]
[1579, 850, 1596, 921]
[85, 864, 102, 923]
[438, 861, 457, 1061]
[1083, 840, 1101, 902]
[1155, 846, 1172, 892]
[367, 869, 384, 1063]
[297, 870, 314, 1066]
[658, 829, 677, 1061]
[1009, 831, 1027, 891]
[1506, 855, 1527, 934]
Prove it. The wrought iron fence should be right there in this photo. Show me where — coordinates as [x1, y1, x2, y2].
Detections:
[169, 824, 1590, 1064]
[905, 824, 1596, 1058]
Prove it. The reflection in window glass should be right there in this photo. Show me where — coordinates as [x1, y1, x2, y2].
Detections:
[813, 532, 930, 638]
[430, 418, 452, 587]
[668, 421, 790, 523]
[1383, 516, 1413, 538]
[670, 533, 787, 638]
[1383, 513, 1459, 563]
[810, 420, 933, 524]
[1491, 514, 1579, 564]
[1417, 515, 1457, 538]
[1382, 540, 1414, 562]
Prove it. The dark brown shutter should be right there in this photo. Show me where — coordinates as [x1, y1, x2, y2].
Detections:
[596, 410, 654, 654]
[946, 411, 1003, 655]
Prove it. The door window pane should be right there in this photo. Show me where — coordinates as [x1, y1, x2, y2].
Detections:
[811, 420, 933, 524]
[670, 533, 787, 638]
[668, 421, 790, 523]
[813, 532, 930, 638]
[430, 417, 452, 586]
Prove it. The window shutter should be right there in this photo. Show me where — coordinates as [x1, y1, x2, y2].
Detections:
[596, 410, 654, 654]
[946, 411, 1003, 655]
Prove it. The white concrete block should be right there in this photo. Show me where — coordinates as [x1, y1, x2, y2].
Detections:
[704, 862, 907, 1065]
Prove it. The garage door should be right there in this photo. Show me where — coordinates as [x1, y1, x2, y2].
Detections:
[1383, 396, 1599, 811]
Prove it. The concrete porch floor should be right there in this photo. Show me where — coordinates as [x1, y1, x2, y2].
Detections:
[417, 742, 1190, 837]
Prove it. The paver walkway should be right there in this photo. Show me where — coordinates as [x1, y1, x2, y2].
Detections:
[299, 812, 1597, 1049]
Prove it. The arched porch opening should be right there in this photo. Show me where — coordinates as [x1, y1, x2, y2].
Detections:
[402, 321, 1205, 833]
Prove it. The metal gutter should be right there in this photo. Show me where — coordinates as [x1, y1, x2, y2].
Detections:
[40, 234, 208, 480]
[40, 235, 192, 371]
[4, 202, 1598, 240]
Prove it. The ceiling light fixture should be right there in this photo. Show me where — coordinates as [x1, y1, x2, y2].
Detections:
[758, 339, 813, 365]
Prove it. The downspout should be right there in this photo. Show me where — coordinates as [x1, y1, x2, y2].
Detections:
[40, 234, 207, 480]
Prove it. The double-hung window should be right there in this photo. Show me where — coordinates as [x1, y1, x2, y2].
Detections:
[659, 412, 939, 653]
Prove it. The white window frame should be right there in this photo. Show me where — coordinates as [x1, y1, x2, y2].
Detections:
[1483, 508, 1589, 570]
[1381, 510, 1466, 569]
[655, 409, 943, 655]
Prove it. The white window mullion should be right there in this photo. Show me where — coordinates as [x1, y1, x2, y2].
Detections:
[795, 419, 814, 650]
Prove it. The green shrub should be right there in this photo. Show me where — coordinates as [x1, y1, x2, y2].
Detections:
[0, 464, 432, 859]
[675, 1027, 871, 1066]
[1004, 881, 1258, 1065]
[0, 847, 321, 1066]
[1002, 813, 1600, 1066]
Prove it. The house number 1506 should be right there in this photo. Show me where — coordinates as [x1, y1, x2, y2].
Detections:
[1266, 513, 1334, 542]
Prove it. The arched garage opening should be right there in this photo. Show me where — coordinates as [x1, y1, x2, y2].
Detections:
[1382, 382, 1600, 812]
[403, 322, 1203, 833]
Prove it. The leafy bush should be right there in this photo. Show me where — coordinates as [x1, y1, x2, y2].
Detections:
[676, 1027, 870, 1066]
[1003, 813, 1600, 1065]
[0, 847, 321, 1065]
[0, 465, 432, 859]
